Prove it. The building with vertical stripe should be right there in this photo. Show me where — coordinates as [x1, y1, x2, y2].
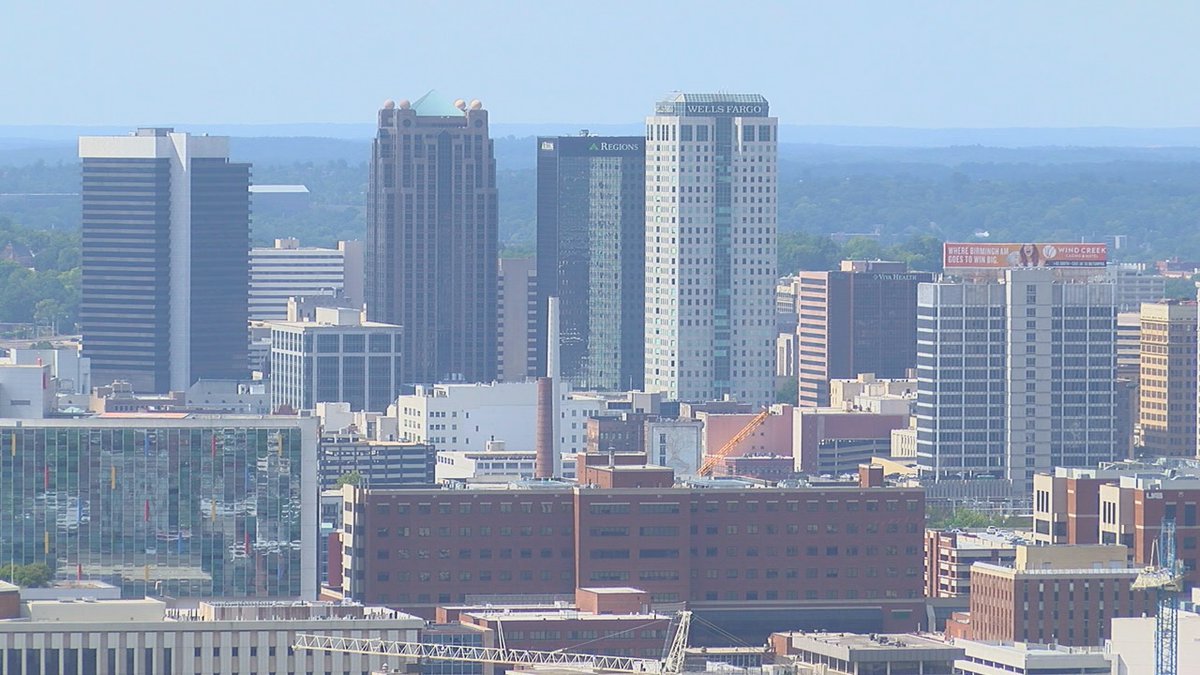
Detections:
[79, 128, 249, 393]
[644, 94, 777, 406]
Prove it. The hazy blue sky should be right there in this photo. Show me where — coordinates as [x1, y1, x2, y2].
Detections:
[3, 1, 1197, 128]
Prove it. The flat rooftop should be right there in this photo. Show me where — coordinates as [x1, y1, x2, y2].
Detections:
[464, 609, 665, 622]
[790, 632, 953, 651]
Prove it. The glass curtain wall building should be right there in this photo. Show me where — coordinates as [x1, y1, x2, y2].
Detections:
[536, 136, 645, 389]
[0, 417, 317, 599]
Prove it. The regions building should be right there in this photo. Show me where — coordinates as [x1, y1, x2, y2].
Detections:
[915, 267, 1119, 493]
[335, 466, 926, 638]
[269, 306, 404, 412]
[0, 416, 318, 599]
[1138, 300, 1198, 457]
[248, 237, 364, 321]
[644, 93, 777, 406]
[536, 135, 646, 391]
[0, 586, 421, 675]
[794, 261, 931, 408]
[80, 128, 249, 393]
[366, 93, 498, 385]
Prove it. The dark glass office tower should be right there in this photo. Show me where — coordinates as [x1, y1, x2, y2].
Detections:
[795, 261, 932, 407]
[536, 136, 645, 390]
[80, 128, 249, 393]
[366, 93, 498, 385]
[191, 158, 251, 382]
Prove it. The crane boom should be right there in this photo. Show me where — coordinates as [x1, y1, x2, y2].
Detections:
[699, 408, 771, 476]
[1133, 517, 1182, 675]
[295, 610, 692, 674]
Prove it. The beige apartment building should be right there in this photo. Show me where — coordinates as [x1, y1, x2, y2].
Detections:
[1139, 300, 1197, 457]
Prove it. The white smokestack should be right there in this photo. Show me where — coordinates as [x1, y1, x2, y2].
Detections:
[547, 296, 562, 476]
[547, 296, 561, 380]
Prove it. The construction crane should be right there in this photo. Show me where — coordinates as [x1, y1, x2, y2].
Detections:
[295, 610, 692, 674]
[699, 408, 772, 476]
[1133, 517, 1183, 675]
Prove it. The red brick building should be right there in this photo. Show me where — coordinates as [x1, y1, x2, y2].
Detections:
[1032, 468, 1115, 545]
[793, 408, 908, 474]
[967, 544, 1153, 646]
[1033, 467, 1200, 587]
[1099, 476, 1200, 586]
[336, 470, 926, 639]
[924, 529, 1017, 598]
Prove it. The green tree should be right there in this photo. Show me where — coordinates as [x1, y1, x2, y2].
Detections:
[1163, 275, 1197, 301]
[336, 471, 363, 487]
[0, 563, 53, 587]
[775, 378, 798, 406]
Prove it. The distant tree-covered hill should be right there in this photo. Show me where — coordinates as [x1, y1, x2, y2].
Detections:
[5, 139, 1200, 263]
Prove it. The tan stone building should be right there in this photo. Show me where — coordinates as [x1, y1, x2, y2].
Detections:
[1139, 300, 1198, 457]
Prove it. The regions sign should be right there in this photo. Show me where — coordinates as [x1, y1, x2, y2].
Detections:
[541, 136, 643, 156]
[943, 243, 1108, 269]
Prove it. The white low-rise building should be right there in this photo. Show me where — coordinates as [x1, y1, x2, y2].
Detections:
[0, 585, 422, 675]
[394, 381, 600, 455]
[954, 639, 1115, 675]
[435, 440, 579, 483]
[0, 361, 52, 418]
[4, 346, 91, 394]
[1108, 588, 1200, 674]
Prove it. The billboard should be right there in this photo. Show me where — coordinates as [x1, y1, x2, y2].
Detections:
[943, 242, 1107, 269]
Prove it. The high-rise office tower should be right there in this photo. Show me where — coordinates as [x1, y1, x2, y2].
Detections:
[80, 128, 249, 393]
[1138, 300, 1198, 457]
[366, 93, 498, 385]
[795, 261, 931, 407]
[644, 94, 777, 405]
[536, 136, 645, 390]
[915, 268, 1119, 492]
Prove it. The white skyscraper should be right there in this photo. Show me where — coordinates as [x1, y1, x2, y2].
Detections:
[644, 93, 777, 406]
[915, 268, 1119, 493]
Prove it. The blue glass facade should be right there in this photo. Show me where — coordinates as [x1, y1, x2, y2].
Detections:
[0, 420, 315, 598]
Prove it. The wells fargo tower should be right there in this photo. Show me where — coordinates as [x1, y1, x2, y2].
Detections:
[366, 92, 499, 385]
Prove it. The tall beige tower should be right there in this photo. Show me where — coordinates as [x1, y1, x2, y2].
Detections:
[643, 94, 777, 406]
[1139, 300, 1198, 457]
